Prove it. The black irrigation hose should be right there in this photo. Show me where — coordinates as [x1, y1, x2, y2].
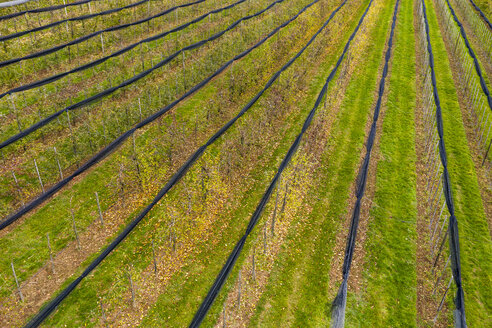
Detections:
[444, 0, 492, 114]
[0, 0, 244, 99]
[0, 0, 269, 150]
[467, 0, 492, 30]
[0, 0, 152, 42]
[0, 0, 38, 8]
[190, 0, 374, 325]
[0, 0, 99, 21]
[22, 1, 329, 326]
[0, 0, 205, 66]
[421, 0, 466, 325]
[330, 0, 398, 326]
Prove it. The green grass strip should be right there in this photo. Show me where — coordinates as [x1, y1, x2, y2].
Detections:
[345, 0, 418, 325]
[138, 2, 369, 326]
[426, 0, 492, 324]
[248, 0, 398, 326]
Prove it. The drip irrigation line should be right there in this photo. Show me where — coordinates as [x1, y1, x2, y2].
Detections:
[21, 0, 333, 326]
[444, 0, 491, 115]
[330, 0, 399, 326]
[0, 0, 153, 42]
[0, 0, 38, 8]
[0, 0, 277, 150]
[0, 0, 206, 67]
[467, 0, 492, 30]
[190, 0, 374, 326]
[0, 0, 99, 21]
[420, 0, 466, 325]
[0, 0, 245, 99]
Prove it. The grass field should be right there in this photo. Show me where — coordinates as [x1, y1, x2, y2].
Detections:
[0, 0, 490, 326]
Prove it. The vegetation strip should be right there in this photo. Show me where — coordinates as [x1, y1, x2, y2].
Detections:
[0, 0, 298, 318]
[0, 0, 99, 21]
[28, 1, 360, 325]
[467, 0, 492, 30]
[421, 0, 491, 323]
[346, 0, 417, 324]
[0, 0, 288, 230]
[0, 0, 155, 42]
[0, 0, 279, 151]
[330, 1, 399, 326]
[444, 0, 491, 115]
[190, 0, 374, 325]
[21, 1, 328, 326]
[0, 0, 205, 67]
[247, 0, 394, 324]
[0, 0, 239, 99]
[419, 0, 466, 324]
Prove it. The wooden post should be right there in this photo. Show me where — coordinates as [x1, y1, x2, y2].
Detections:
[11, 261, 24, 302]
[263, 222, 267, 254]
[132, 133, 141, 182]
[138, 98, 143, 121]
[95, 191, 104, 226]
[25, 14, 34, 45]
[222, 302, 227, 328]
[237, 271, 241, 309]
[433, 276, 453, 323]
[118, 164, 125, 197]
[182, 51, 186, 90]
[10, 95, 22, 133]
[47, 233, 55, 274]
[12, 172, 24, 206]
[169, 215, 176, 252]
[102, 117, 107, 142]
[151, 239, 157, 274]
[127, 270, 136, 308]
[100, 298, 107, 325]
[68, 44, 71, 64]
[54, 147, 63, 179]
[252, 248, 256, 282]
[271, 175, 281, 236]
[280, 181, 289, 215]
[482, 139, 492, 166]
[34, 158, 45, 193]
[70, 198, 81, 249]
[66, 110, 77, 156]
[140, 43, 144, 71]
[479, 114, 490, 148]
